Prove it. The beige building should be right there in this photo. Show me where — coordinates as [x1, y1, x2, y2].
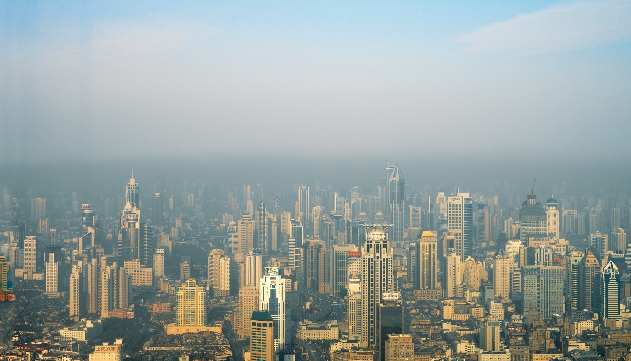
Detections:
[385, 334, 414, 361]
[493, 253, 511, 302]
[124, 259, 153, 286]
[297, 320, 339, 340]
[236, 285, 259, 339]
[479, 352, 510, 361]
[89, 339, 123, 361]
[250, 312, 275, 361]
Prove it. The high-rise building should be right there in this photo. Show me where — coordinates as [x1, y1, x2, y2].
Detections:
[494, 252, 511, 303]
[180, 261, 190, 281]
[259, 267, 286, 351]
[250, 311, 275, 361]
[243, 251, 263, 289]
[378, 292, 403, 361]
[297, 185, 310, 232]
[443, 251, 462, 298]
[256, 201, 268, 252]
[546, 197, 560, 241]
[347, 275, 362, 341]
[361, 224, 394, 349]
[119, 203, 141, 262]
[519, 192, 548, 244]
[567, 251, 583, 313]
[31, 198, 46, 223]
[236, 285, 259, 339]
[580, 249, 601, 313]
[140, 224, 155, 267]
[153, 248, 165, 278]
[385, 163, 405, 245]
[407, 240, 420, 289]
[0, 255, 10, 291]
[384, 334, 414, 361]
[100, 263, 132, 318]
[612, 228, 626, 255]
[69, 263, 83, 319]
[305, 240, 327, 292]
[522, 265, 564, 319]
[419, 231, 438, 290]
[45, 253, 59, 295]
[176, 278, 207, 327]
[447, 193, 473, 260]
[589, 232, 608, 260]
[330, 244, 359, 297]
[237, 214, 255, 254]
[23, 236, 37, 276]
[288, 219, 304, 286]
[479, 319, 502, 351]
[601, 260, 620, 320]
[126, 171, 139, 207]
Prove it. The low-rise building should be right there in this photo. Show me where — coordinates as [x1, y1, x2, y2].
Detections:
[59, 320, 103, 342]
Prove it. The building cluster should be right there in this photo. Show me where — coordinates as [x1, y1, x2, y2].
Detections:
[2, 162, 631, 361]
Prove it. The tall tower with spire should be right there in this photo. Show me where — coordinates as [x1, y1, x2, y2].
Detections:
[385, 163, 405, 245]
[361, 224, 394, 348]
[119, 171, 141, 261]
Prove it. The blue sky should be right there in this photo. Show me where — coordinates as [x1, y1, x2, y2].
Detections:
[1, 1, 630, 163]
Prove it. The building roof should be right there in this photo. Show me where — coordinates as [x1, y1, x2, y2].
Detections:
[251, 312, 273, 321]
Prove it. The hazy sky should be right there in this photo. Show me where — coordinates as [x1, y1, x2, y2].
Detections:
[1, 1, 630, 164]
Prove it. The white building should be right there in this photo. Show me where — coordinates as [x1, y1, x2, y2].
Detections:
[89, 339, 123, 361]
[59, 319, 103, 341]
[259, 267, 286, 351]
[45, 253, 59, 295]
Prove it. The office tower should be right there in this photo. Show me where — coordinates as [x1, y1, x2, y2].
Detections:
[546, 197, 560, 241]
[140, 224, 155, 267]
[385, 163, 405, 245]
[45, 253, 59, 295]
[522, 265, 564, 319]
[361, 224, 394, 349]
[347, 275, 362, 341]
[100, 263, 132, 318]
[288, 219, 304, 285]
[176, 278, 207, 327]
[208, 249, 223, 288]
[378, 292, 403, 361]
[243, 251, 263, 289]
[23, 236, 37, 275]
[250, 311, 275, 361]
[443, 251, 462, 298]
[305, 240, 327, 292]
[31, 198, 46, 223]
[153, 248, 165, 278]
[435, 192, 448, 238]
[297, 185, 310, 231]
[612, 228, 626, 255]
[259, 267, 286, 351]
[408, 240, 420, 289]
[81, 204, 95, 233]
[479, 319, 502, 351]
[494, 252, 511, 303]
[519, 192, 547, 243]
[312, 205, 324, 239]
[119, 202, 141, 262]
[0, 255, 10, 291]
[419, 231, 438, 290]
[237, 214, 255, 254]
[588, 207, 604, 234]
[580, 249, 601, 313]
[256, 201, 268, 252]
[180, 261, 190, 281]
[236, 285, 259, 339]
[601, 260, 620, 320]
[589, 232, 608, 260]
[330, 244, 359, 297]
[447, 192, 473, 260]
[567, 251, 583, 313]
[384, 334, 414, 361]
[216, 256, 231, 296]
[126, 171, 139, 207]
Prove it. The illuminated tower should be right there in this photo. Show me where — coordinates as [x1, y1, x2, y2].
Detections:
[361, 224, 394, 348]
[259, 267, 286, 351]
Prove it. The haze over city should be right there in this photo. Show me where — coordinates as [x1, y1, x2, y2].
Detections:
[1, 2, 631, 361]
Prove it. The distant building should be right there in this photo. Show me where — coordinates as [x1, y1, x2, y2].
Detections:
[259, 267, 286, 351]
[89, 339, 123, 361]
[250, 311, 275, 361]
[384, 334, 414, 361]
[602, 260, 621, 320]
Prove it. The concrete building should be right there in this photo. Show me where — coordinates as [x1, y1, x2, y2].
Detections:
[89, 339, 123, 361]
[250, 312, 275, 361]
[447, 192, 473, 260]
[384, 334, 414, 361]
[236, 285, 259, 339]
[260, 267, 286, 351]
[45, 253, 59, 295]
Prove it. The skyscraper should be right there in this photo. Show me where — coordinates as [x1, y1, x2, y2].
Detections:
[479, 319, 502, 351]
[407, 240, 420, 289]
[546, 197, 560, 241]
[126, 171, 139, 207]
[250, 311, 275, 361]
[45, 253, 59, 295]
[237, 214, 255, 254]
[31, 198, 46, 223]
[521, 265, 564, 319]
[256, 201, 268, 252]
[443, 251, 462, 298]
[259, 267, 286, 351]
[236, 285, 259, 339]
[0, 255, 10, 291]
[119, 203, 140, 262]
[494, 252, 511, 303]
[519, 192, 547, 243]
[243, 250, 263, 289]
[153, 248, 165, 278]
[447, 193, 473, 260]
[580, 249, 601, 313]
[567, 251, 583, 313]
[601, 260, 620, 320]
[140, 224, 155, 267]
[175, 278, 207, 327]
[419, 231, 438, 290]
[384, 334, 414, 361]
[297, 185, 310, 233]
[23, 236, 37, 276]
[330, 244, 359, 297]
[361, 224, 394, 348]
[385, 163, 405, 245]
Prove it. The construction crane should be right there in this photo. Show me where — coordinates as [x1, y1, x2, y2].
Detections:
[530, 177, 537, 196]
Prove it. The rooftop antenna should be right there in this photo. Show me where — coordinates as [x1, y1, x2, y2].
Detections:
[530, 176, 537, 196]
